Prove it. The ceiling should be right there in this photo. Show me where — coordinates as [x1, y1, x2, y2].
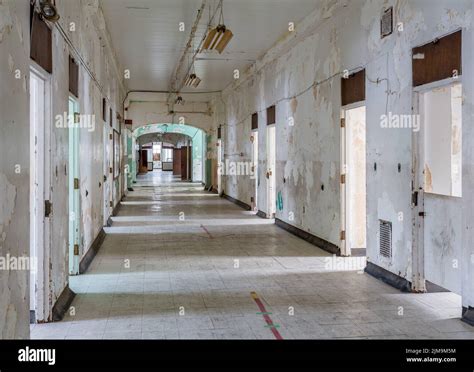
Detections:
[100, 0, 319, 93]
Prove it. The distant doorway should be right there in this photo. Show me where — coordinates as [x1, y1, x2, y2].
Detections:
[341, 104, 367, 257]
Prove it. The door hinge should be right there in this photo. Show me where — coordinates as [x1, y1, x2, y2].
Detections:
[74, 178, 79, 190]
[110, 167, 113, 174]
[74, 112, 80, 124]
[419, 211, 427, 217]
[340, 174, 346, 184]
[45, 200, 52, 217]
[412, 191, 418, 207]
[109, 134, 113, 140]
[109, 201, 113, 208]
[340, 118, 346, 128]
[340, 230, 346, 241]
[104, 175, 107, 182]
[74, 244, 80, 256]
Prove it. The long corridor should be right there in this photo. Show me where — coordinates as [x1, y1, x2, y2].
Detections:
[30, 172, 474, 340]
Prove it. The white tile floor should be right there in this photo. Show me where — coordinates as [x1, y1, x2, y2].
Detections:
[30, 171, 474, 339]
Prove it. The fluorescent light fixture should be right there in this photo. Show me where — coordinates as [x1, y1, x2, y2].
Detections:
[201, 25, 233, 54]
[185, 73, 202, 88]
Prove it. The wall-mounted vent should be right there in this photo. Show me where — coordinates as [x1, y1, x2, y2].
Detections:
[379, 220, 392, 258]
[380, 7, 393, 39]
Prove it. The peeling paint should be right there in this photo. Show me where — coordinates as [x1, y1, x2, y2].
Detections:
[0, 0, 13, 43]
[0, 173, 17, 244]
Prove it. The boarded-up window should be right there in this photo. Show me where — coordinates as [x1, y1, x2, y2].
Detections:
[102, 98, 107, 122]
[69, 56, 79, 98]
[341, 69, 365, 106]
[30, 11, 52, 73]
[251, 113, 258, 130]
[267, 106, 276, 125]
[412, 30, 462, 87]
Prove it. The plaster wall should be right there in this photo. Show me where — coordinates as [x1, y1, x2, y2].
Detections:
[219, 0, 474, 298]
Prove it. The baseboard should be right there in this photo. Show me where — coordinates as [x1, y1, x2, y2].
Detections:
[112, 201, 121, 217]
[365, 261, 412, 293]
[79, 228, 106, 274]
[426, 280, 450, 293]
[462, 307, 474, 327]
[275, 218, 340, 255]
[351, 248, 366, 257]
[257, 210, 267, 219]
[52, 285, 76, 322]
[222, 193, 251, 211]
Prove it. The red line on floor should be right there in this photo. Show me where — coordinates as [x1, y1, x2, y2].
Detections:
[200, 224, 213, 239]
[251, 291, 283, 340]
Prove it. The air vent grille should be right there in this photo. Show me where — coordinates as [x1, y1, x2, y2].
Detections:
[379, 220, 392, 258]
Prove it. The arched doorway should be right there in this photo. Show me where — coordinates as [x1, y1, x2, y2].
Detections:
[130, 124, 208, 187]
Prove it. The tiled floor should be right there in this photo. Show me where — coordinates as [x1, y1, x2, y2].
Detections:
[31, 171, 474, 339]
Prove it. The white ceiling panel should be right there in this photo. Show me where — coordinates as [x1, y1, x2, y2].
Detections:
[100, 0, 319, 92]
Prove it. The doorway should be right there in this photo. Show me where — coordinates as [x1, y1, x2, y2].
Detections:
[103, 122, 112, 225]
[413, 79, 463, 293]
[251, 131, 259, 211]
[217, 139, 222, 194]
[341, 104, 367, 257]
[68, 97, 80, 275]
[30, 66, 51, 323]
[266, 125, 276, 218]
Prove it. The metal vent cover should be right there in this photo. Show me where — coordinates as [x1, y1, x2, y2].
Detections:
[381, 7, 393, 39]
[379, 220, 392, 258]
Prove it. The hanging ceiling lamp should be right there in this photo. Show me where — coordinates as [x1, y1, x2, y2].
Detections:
[201, 1, 233, 54]
[175, 95, 185, 105]
[39, 0, 60, 22]
[185, 73, 202, 88]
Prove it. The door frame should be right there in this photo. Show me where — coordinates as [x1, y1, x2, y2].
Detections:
[411, 75, 462, 292]
[217, 139, 222, 194]
[68, 95, 81, 275]
[251, 130, 259, 212]
[30, 63, 52, 322]
[340, 101, 366, 257]
[266, 124, 276, 218]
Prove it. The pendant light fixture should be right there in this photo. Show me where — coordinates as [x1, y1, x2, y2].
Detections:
[201, 1, 233, 54]
[39, 0, 60, 22]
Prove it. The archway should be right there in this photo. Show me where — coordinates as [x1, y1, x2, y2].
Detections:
[129, 124, 208, 187]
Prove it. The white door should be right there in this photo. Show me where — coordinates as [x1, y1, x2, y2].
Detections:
[266, 126, 276, 218]
[341, 104, 367, 256]
[252, 131, 259, 211]
[103, 125, 111, 225]
[30, 67, 51, 322]
[413, 80, 463, 293]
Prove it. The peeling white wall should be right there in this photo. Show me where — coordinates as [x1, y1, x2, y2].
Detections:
[0, 0, 30, 339]
[0, 0, 125, 334]
[219, 0, 474, 306]
[47, 0, 125, 315]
